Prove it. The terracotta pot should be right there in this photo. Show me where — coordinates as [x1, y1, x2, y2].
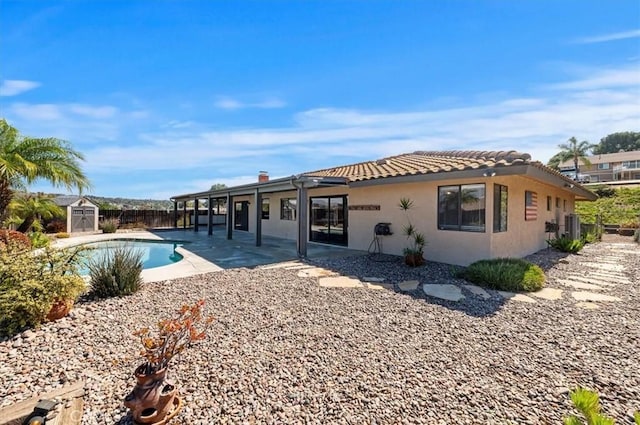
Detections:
[46, 298, 73, 321]
[124, 365, 182, 425]
[404, 253, 424, 267]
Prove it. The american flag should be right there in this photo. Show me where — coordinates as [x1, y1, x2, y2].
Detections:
[525, 191, 538, 221]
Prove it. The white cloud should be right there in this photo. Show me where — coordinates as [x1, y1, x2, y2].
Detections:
[11, 103, 62, 120]
[214, 95, 286, 110]
[547, 66, 640, 90]
[574, 29, 640, 44]
[0, 80, 41, 96]
[69, 104, 118, 119]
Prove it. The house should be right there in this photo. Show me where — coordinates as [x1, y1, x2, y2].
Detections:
[558, 150, 640, 183]
[52, 195, 99, 233]
[171, 150, 596, 266]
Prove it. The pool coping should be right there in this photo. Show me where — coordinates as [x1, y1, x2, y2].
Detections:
[52, 231, 222, 283]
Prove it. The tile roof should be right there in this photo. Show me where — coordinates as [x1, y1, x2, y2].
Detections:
[303, 150, 534, 182]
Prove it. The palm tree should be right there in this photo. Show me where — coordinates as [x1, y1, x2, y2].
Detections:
[9, 193, 64, 233]
[0, 119, 90, 224]
[555, 137, 595, 180]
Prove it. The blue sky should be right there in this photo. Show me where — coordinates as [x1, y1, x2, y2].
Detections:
[1, 1, 639, 199]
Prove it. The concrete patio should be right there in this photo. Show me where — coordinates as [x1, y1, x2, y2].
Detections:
[54, 226, 364, 282]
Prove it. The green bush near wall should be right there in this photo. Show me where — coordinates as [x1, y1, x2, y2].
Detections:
[459, 258, 546, 292]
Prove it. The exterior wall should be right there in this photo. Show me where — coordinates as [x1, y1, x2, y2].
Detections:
[241, 176, 578, 266]
[489, 176, 574, 259]
[345, 178, 493, 266]
[257, 191, 298, 240]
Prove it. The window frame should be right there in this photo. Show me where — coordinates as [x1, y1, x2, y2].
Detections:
[493, 184, 508, 233]
[280, 198, 297, 221]
[437, 183, 486, 232]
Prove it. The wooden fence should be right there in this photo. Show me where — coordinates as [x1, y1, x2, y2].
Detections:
[99, 209, 180, 229]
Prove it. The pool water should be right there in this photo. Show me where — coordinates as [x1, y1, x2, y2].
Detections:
[78, 239, 185, 275]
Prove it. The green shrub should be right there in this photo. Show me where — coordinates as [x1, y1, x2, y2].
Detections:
[56, 232, 70, 239]
[100, 219, 118, 233]
[88, 245, 144, 298]
[459, 258, 545, 292]
[0, 246, 87, 337]
[581, 232, 597, 244]
[547, 236, 585, 253]
[28, 231, 51, 248]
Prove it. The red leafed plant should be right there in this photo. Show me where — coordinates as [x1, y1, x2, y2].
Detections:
[133, 300, 214, 375]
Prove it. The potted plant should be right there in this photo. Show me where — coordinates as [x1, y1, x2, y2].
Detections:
[399, 198, 426, 267]
[125, 300, 214, 425]
[618, 220, 639, 237]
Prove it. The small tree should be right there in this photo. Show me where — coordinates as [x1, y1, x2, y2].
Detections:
[556, 137, 595, 180]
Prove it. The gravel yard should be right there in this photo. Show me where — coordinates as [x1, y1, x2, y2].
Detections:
[1, 238, 638, 424]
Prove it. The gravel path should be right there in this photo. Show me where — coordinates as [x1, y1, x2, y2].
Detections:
[1, 238, 638, 424]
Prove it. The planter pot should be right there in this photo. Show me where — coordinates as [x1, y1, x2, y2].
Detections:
[124, 365, 182, 425]
[404, 253, 424, 267]
[46, 298, 73, 322]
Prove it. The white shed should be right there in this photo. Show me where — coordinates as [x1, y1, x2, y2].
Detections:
[52, 196, 99, 233]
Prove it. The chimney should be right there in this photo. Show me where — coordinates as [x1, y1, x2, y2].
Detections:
[258, 171, 269, 183]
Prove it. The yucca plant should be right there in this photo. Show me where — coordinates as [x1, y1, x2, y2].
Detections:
[399, 197, 426, 266]
[563, 387, 615, 425]
[88, 245, 144, 298]
[547, 236, 585, 253]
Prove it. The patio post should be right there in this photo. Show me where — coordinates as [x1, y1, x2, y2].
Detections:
[226, 193, 233, 240]
[296, 186, 308, 258]
[207, 195, 213, 236]
[193, 198, 199, 232]
[173, 201, 178, 228]
[255, 189, 262, 246]
[182, 201, 187, 229]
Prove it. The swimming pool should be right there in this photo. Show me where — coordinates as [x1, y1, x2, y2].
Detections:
[78, 239, 185, 274]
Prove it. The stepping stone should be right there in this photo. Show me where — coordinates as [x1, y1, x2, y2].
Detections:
[557, 279, 604, 291]
[363, 277, 385, 283]
[575, 302, 600, 310]
[397, 280, 420, 291]
[366, 282, 394, 291]
[571, 292, 621, 302]
[423, 284, 465, 301]
[582, 263, 625, 272]
[318, 276, 364, 288]
[566, 276, 616, 287]
[463, 284, 491, 299]
[497, 291, 537, 303]
[284, 265, 314, 270]
[298, 268, 336, 278]
[262, 261, 301, 270]
[531, 288, 563, 300]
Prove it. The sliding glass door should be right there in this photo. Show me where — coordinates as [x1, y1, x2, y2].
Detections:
[310, 195, 347, 245]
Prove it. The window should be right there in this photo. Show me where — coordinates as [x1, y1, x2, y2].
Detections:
[598, 163, 610, 170]
[563, 199, 567, 212]
[546, 196, 552, 211]
[261, 198, 270, 219]
[525, 191, 538, 221]
[438, 184, 485, 232]
[493, 184, 508, 233]
[280, 198, 297, 221]
[556, 197, 560, 208]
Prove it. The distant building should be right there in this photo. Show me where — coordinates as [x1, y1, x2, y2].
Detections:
[558, 150, 640, 183]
